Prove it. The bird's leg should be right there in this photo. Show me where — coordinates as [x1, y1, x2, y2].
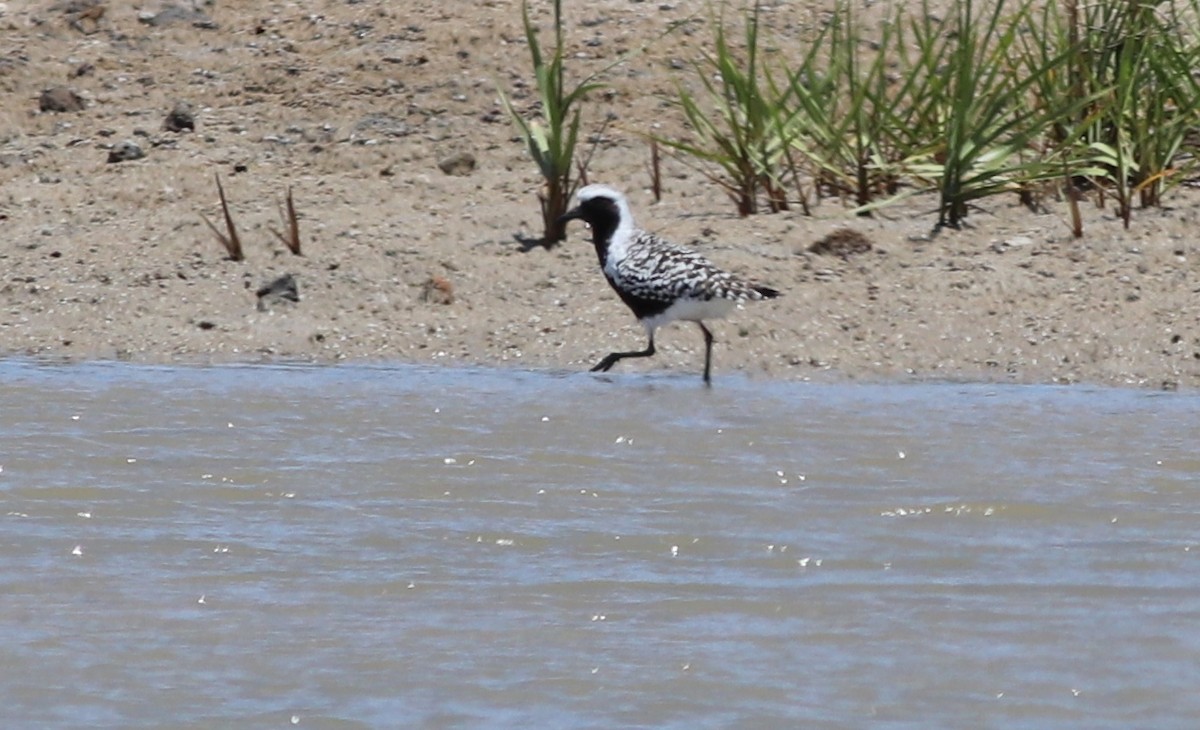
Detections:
[591, 335, 656, 373]
[698, 322, 715, 385]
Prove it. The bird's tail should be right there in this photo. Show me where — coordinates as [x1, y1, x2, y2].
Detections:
[753, 285, 781, 299]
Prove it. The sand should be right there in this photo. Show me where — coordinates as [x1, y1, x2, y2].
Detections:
[3, 0, 1199, 389]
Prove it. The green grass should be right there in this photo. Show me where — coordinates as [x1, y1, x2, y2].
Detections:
[655, 1, 799, 216]
[654, 0, 1200, 233]
[1074, 0, 1200, 225]
[499, 0, 606, 246]
[786, 1, 918, 212]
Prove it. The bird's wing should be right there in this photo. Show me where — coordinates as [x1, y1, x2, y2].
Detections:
[613, 232, 757, 302]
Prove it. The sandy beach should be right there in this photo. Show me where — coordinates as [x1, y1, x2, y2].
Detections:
[3, 0, 1199, 389]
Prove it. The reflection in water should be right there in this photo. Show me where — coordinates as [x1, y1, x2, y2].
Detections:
[1, 360, 1198, 728]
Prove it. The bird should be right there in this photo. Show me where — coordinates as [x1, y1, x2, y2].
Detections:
[558, 184, 780, 384]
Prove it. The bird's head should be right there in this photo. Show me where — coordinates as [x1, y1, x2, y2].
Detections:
[557, 185, 633, 241]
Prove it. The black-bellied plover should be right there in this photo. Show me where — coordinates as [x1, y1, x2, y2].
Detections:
[558, 184, 780, 384]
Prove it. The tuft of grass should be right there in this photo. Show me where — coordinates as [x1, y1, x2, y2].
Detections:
[269, 186, 302, 256]
[1074, 0, 1200, 226]
[924, 0, 1090, 228]
[499, 0, 607, 246]
[786, 1, 918, 212]
[843, 0, 1100, 228]
[646, 0, 1200, 231]
[657, 1, 798, 216]
[200, 173, 244, 262]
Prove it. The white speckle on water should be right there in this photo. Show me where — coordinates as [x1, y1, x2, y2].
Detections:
[443, 457, 456, 465]
[71, 415, 80, 421]
[77, 511, 91, 519]
[681, 663, 690, 671]
[291, 715, 300, 725]
[495, 538, 514, 546]
[407, 582, 416, 589]
[227, 422, 234, 428]
[590, 667, 599, 675]
[71, 545, 83, 556]
[126, 458, 136, 463]
[433, 407, 440, 414]
[537, 488, 545, 495]
[1071, 688, 1081, 697]
[670, 545, 679, 557]
[198, 595, 206, 604]
[540, 416, 549, 422]
[897, 450, 906, 459]
[1111, 517, 1118, 524]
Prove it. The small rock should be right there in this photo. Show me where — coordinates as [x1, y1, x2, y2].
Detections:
[437, 151, 476, 176]
[66, 2, 106, 33]
[163, 101, 195, 132]
[420, 276, 454, 305]
[39, 86, 85, 113]
[139, 4, 216, 28]
[257, 274, 300, 311]
[808, 228, 873, 258]
[106, 140, 145, 163]
[351, 114, 410, 142]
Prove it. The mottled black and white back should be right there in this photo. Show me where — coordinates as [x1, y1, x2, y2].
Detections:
[558, 184, 780, 384]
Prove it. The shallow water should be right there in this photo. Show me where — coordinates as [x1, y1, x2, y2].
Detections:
[1, 360, 1198, 729]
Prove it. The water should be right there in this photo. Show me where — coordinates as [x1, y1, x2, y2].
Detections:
[1, 360, 1198, 729]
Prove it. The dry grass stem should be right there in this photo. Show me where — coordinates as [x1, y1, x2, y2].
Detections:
[200, 173, 244, 262]
[269, 186, 302, 256]
[650, 138, 662, 203]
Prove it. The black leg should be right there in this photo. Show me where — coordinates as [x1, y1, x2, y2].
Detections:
[592, 335, 656, 373]
[697, 322, 715, 385]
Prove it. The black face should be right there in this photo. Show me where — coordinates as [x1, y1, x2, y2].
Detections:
[559, 195, 622, 250]
[562, 195, 619, 226]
